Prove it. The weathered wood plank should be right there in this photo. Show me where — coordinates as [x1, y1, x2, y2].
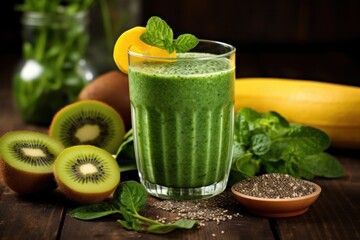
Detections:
[0, 188, 65, 240]
[60, 199, 275, 240]
[275, 157, 360, 240]
[0, 84, 63, 240]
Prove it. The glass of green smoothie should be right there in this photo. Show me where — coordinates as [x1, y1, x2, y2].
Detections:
[128, 40, 235, 199]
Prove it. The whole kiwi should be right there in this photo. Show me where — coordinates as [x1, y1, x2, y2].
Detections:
[54, 145, 120, 204]
[78, 71, 132, 130]
[0, 131, 64, 195]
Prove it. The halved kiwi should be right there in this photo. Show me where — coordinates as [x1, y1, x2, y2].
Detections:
[0, 131, 64, 195]
[54, 145, 120, 204]
[49, 100, 125, 154]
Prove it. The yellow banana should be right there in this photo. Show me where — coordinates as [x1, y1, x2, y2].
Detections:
[235, 78, 360, 149]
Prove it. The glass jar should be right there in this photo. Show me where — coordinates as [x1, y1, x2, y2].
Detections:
[13, 11, 95, 125]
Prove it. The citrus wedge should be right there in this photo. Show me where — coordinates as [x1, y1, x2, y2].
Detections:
[113, 26, 176, 74]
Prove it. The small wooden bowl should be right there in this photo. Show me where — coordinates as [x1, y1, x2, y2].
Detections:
[231, 180, 321, 217]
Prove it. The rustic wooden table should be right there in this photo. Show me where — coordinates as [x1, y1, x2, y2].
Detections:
[0, 54, 359, 240]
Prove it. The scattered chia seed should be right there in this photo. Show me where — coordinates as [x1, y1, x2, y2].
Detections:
[151, 191, 242, 226]
[233, 173, 315, 199]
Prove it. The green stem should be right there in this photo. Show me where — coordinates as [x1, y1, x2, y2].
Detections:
[132, 213, 163, 226]
[99, 0, 114, 50]
[34, 27, 47, 61]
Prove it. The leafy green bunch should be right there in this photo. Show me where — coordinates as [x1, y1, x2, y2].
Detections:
[70, 181, 197, 234]
[229, 107, 344, 185]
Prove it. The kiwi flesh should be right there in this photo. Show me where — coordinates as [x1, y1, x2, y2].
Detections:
[54, 145, 120, 204]
[0, 131, 64, 195]
[49, 100, 125, 154]
[78, 71, 132, 131]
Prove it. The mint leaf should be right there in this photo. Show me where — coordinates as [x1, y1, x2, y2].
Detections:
[229, 144, 260, 185]
[276, 125, 330, 155]
[262, 111, 290, 129]
[69, 202, 119, 220]
[145, 16, 173, 43]
[232, 141, 245, 159]
[147, 219, 197, 234]
[235, 154, 260, 177]
[174, 34, 199, 53]
[140, 16, 198, 54]
[264, 159, 288, 175]
[251, 133, 271, 155]
[300, 152, 344, 178]
[234, 113, 251, 146]
[140, 16, 174, 53]
[238, 107, 263, 128]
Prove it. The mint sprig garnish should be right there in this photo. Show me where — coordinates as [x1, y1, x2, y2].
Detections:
[140, 16, 199, 54]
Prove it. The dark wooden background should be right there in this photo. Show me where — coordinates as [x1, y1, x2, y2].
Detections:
[1, 0, 360, 88]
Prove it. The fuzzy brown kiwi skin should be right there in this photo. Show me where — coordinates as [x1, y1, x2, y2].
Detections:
[0, 157, 56, 195]
[78, 71, 132, 130]
[54, 175, 116, 204]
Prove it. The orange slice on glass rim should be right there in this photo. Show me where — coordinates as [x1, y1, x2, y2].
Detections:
[113, 26, 176, 74]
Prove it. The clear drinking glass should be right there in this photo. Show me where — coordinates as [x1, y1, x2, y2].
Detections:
[128, 40, 235, 199]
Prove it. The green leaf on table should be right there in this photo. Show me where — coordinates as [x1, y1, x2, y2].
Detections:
[68, 179, 198, 234]
[114, 181, 147, 213]
[147, 219, 198, 234]
[117, 208, 143, 232]
[69, 202, 119, 220]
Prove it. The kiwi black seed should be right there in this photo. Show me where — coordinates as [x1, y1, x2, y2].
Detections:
[49, 100, 125, 154]
[54, 145, 120, 204]
[0, 131, 64, 195]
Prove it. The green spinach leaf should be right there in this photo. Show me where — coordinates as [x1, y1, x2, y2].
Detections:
[299, 152, 344, 178]
[230, 107, 344, 184]
[69, 202, 120, 220]
[147, 219, 197, 234]
[69, 180, 198, 234]
[251, 133, 271, 155]
[114, 180, 147, 213]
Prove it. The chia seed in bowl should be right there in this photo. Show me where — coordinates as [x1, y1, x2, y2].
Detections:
[231, 173, 321, 217]
[232, 173, 316, 199]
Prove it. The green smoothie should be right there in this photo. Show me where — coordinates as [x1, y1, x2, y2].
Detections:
[129, 52, 235, 191]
